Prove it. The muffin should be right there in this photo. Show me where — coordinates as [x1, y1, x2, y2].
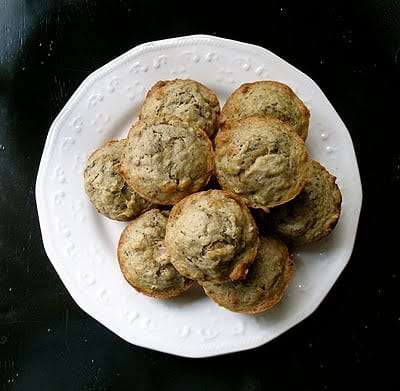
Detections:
[200, 235, 294, 313]
[215, 115, 309, 210]
[120, 116, 215, 205]
[83, 139, 152, 221]
[220, 80, 310, 140]
[165, 190, 259, 283]
[268, 160, 342, 245]
[117, 209, 193, 298]
[139, 79, 221, 138]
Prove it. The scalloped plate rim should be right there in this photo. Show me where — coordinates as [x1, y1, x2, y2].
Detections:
[35, 34, 362, 358]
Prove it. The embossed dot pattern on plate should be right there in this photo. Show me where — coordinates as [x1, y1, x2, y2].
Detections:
[35, 34, 362, 358]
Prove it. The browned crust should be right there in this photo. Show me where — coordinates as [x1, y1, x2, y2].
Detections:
[138, 78, 221, 138]
[85, 139, 123, 161]
[215, 115, 309, 209]
[165, 189, 259, 282]
[140, 79, 220, 115]
[220, 80, 310, 140]
[117, 210, 193, 298]
[312, 161, 342, 238]
[128, 281, 193, 299]
[139, 80, 168, 108]
[240, 251, 294, 314]
[120, 116, 216, 205]
[223, 191, 260, 280]
[200, 236, 294, 314]
[84, 138, 153, 221]
[84, 140, 125, 188]
[269, 160, 342, 246]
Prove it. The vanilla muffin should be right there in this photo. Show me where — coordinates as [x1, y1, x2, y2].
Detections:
[117, 209, 193, 298]
[215, 115, 309, 210]
[120, 116, 215, 205]
[139, 79, 221, 138]
[84, 139, 152, 221]
[201, 235, 293, 313]
[268, 160, 342, 245]
[220, 80, 310, 140]
[165, 190, 259, 283]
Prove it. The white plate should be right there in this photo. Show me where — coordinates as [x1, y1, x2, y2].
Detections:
[36, 34, 362, 358]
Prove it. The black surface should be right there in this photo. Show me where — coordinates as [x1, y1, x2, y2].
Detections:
[1, 0, 399, 389]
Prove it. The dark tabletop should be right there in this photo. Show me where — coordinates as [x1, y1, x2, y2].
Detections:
[1, 0, 399, 390]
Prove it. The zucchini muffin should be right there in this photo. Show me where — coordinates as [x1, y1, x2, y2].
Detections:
[139, 79, 221, 138]
[117, 209, 193, 298]
[200, 235, 293, 314]
[268, 160, 342, 246]
[215, 115, 309, 210]
[84, 139, 152, 221]
[165, 190, 259, 283]
[220, 80, 310, 140]
[120, 116, 215, 205]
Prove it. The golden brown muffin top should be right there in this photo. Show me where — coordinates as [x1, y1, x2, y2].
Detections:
[165, 190, 259, 283]
[84, 139, 152, 221]
[215, 115, 309, 210]
[117, 209, 193, 298]
[200, 235, 293, 313]
[139, 79, 221, 138]
[268, 160, 342, 245]
[221, 80, 309, 140]
[121, 116, 215, 205]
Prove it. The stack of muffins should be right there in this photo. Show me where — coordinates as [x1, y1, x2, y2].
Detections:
[84, 79, 342, 314]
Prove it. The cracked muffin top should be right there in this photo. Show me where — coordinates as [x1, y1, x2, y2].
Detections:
[165, 190, 259, 283]
[215, 115, 309, 210]
[200, 235, 294, 313]
[117, 209, 193, 298]
[267, 160, 342, 246]
[220, 80, 309, 140]
[84, 139, 152, 221]
[139, 79, 221, 138]
[120, 116, 215, 205]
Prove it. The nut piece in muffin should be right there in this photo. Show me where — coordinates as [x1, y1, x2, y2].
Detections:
[117, 209, 193, 298]
[139, 79, 221, 138]
[215, 115, 309, 210]
[121, 116, 215, 205]
[267, 160, 342, 246]
[84, 139, 153, 221]
[220, 80, 310, 140]
[200, 235, 293, 314]
[165, 190, 259, 283]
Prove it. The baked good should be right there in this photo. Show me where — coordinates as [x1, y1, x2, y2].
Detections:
[165, 190, 259, 283]
[200, 235, 294, 313]
[268, 160, 342, 245]
[215, 115, 309, 210]
[220, 80, 310, 140]
[83, 139, 152, 221]
[82, 77, 344, 315]
[139, 79, 221, 138]
[117, 209, 193, 298]
[120, 116, 215, 205]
